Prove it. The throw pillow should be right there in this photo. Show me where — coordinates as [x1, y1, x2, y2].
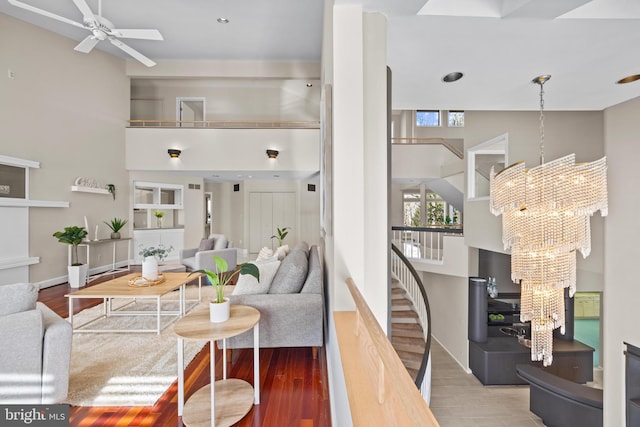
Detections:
[213, 235, 228, 250]
[232, 259, 281, 295]
[268, 249, 308, 294]
[256, 247, 274, 261]
[273, 245, 289, 260]
[198, 238, 215, 251]
[0, 283, 38, 316]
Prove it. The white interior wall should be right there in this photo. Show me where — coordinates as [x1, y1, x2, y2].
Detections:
[0, 13, 130, 286]
[125, 128, 319, 174]
[603, 95, 640, 427]
[131, 80, 321, 121]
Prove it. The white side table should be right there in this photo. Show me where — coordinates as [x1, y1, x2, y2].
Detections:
[174, 304, 260, 427]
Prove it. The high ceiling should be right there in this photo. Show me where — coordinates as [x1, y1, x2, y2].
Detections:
[2, 0, 640, 111]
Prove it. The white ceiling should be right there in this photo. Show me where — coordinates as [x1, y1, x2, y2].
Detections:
[3, 0, 640, 110]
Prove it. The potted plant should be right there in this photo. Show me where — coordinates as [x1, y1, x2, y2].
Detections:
[104, 217, 128, 239]
[106, 184, 116, 200]
[154, 210, 164, 228]
[53, 225, 89, 288]
[270, 226, 290, 247]
[138, 244, 173, 280]
[189, 256, 259, 323]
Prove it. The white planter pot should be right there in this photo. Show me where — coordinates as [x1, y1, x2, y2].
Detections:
[209, 298, 230, 323]
[142, 256, 159, 280]
[68, 264, 88, 288]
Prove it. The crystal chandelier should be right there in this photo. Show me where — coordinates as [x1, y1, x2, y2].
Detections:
[489, 75, 608, 366]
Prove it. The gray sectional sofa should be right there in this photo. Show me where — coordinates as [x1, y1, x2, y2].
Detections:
[227, 243, 323, 352]
[0, 283, 72, 404]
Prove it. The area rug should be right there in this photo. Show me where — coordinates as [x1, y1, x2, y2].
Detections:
[66, 284, 212, 407]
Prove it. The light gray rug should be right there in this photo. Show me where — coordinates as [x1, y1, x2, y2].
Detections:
[66, 284, 212, 407]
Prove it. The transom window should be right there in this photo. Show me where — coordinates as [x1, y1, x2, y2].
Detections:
[447, 111, 465, 127]
[416, 110, 440, 127]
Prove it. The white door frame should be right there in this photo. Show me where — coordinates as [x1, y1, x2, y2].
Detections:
[175, 97, 206, 126]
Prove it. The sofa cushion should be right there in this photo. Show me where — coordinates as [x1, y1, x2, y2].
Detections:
[0, 283, 38, 316]
[269, 249, 308, 294]
[213, 235, 228, 250]
[291, 241, 309, 255]
[198, 238, 215, 252]
[301, 247, 322, 294]
[233, 259, 281, 295]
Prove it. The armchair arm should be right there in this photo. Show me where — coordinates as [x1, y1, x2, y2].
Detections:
[0, 309, 44, 403]
[180, 248, 198, 263]
[38, 302, 72, 404]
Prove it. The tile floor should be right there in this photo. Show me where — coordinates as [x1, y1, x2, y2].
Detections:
[429, 340, 546, 427]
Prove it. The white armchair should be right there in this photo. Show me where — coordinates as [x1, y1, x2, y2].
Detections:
[179, 234, 236, 273]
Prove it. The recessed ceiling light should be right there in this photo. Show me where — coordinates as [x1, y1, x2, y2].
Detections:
[217, 17, 229, 24]
[442, 72, 464, 83]
[306, 83, 313, 87]
[617, 74, 640, 84]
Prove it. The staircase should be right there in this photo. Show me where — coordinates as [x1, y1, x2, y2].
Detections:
[391, 278, 427, 381]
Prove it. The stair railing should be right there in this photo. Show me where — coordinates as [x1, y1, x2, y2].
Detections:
[391, 225, 463, 262]
[391, 243, 432, 399]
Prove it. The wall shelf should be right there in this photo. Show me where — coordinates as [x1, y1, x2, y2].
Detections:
[71, 186, 111, 195]
[0, 198, 69, 208]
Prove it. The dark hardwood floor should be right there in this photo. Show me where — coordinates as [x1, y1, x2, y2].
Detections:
[38, 270, 331, 427]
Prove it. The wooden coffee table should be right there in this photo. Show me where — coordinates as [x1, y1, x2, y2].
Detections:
[65, 272, 202, 334]
[174, 304, 260, 427]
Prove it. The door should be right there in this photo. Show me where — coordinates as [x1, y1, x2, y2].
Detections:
[249, 192, 295, 253]
[176, 97, 205, 127]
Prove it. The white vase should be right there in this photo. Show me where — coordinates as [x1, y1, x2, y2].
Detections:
[68, 264, 88, 288]
[209, 298, 230, 323]
[142, 256, 159, 280]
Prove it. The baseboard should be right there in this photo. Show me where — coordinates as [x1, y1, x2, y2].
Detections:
[432, 335, 472, 374]
[35, 260, 131, 289]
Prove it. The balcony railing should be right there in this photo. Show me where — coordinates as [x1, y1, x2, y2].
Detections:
[391, 225, 463, 262]
[127, 119, 320, 129]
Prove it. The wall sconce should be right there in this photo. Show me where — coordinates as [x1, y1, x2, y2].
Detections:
[168, 149, 181, 158]
[266, 149, 279, 159]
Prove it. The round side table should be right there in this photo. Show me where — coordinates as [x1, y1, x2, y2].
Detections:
[174, 304, 260, 427]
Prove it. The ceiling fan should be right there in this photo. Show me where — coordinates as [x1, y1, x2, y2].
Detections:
[8, 0, 163, 67]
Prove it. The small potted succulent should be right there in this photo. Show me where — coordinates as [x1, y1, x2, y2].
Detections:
[189, 256, 259, 323]
[138, 244, 173, 280]
[104, 217, 128, 239]
[53, 225, 89, 288]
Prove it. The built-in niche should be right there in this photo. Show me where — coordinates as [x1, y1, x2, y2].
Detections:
[467, 133, 508, 200]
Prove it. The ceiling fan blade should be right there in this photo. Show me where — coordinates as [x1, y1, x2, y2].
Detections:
[109, 38, 156, 67]
[8, 0, 86, 29]
[72, 0, 96, 24]
[110, 29, 164, 41]
[74, 35, 100, 53]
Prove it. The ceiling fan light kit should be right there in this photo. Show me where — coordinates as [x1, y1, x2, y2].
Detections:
[8, 0, 163, 67]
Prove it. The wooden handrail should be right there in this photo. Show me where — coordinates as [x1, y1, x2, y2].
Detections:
[391, 137, 464, 159]
[334, 278, 439, 426]
[127, 119, 320, 129]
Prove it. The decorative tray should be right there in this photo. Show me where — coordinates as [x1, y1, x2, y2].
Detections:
[128, 274, 166, 287]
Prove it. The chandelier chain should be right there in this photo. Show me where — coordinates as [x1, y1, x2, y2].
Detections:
[538, 81, 545, 165]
